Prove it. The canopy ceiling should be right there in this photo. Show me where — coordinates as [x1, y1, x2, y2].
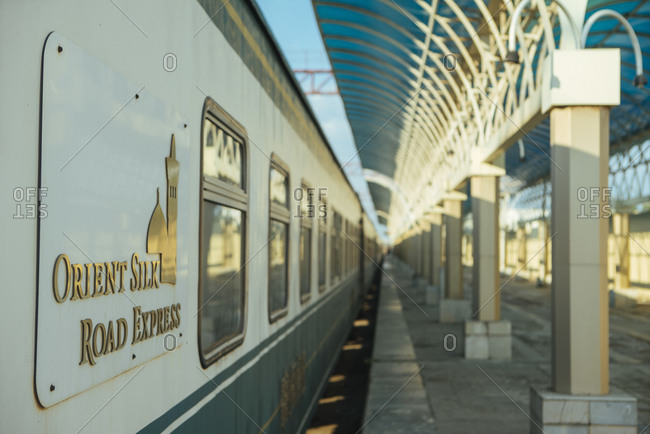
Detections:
[313, 0, 650, 239]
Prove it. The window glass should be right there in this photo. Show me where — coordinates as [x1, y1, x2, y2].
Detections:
[300, 226, 311, 299]
[270, 167, 288, 206]
[269, 220, 288, 315]
[203, 119, 244, 188]
[298, 185, 310, 218]
[330, 212, 338, 282]
[200, 99, 247, 365]
[319, 230, 326, 289]
[200, 202, 244, 352]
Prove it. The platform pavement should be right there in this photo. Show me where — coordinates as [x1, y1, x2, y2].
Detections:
[360, 264, 436, 433]
[362, 256, 650, 434]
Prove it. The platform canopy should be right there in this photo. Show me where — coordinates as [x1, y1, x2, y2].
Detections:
[313, 0, 650, 240]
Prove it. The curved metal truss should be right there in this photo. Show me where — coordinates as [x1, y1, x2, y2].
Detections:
[609, 139, 650, 213]
[503, 138, 650, 225]
[314, 0, 650, 241]
[502, 179, 551, 228]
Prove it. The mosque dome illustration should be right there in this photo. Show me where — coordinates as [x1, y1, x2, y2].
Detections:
[147, 189, 168, 255]
[146, 134, 179, 285]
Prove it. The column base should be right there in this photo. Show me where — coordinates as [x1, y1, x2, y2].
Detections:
[530, 387, 637, 434]
[425, 285, 439, 305]
[439, 298, 471, 323]
[464, 320, 511, 360]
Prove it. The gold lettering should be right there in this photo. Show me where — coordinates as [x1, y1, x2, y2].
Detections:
[93, 263, 104, 297]
[130, 253, 140, 291]
[140, 260, 147, 290]
[105, 320, 115, 353]
[170, 304, 176, 329]
[149, 310, 157, 337]
[142, 312, 150, 340]
[52, 254, 71, 303]
[92, 322, 106, 359]
[132, 306, 142, 344]
[105, 261, 117, 294]
[79, 319, 95, 366]
[152, 261, 160, 288]
[175, 303, 181, 328]
[118, 261, 127, 292]
[116, 318, 128, 350]
[84, 263, 93, 299]
[147, 262, 153, 289]
[130, 303, 182, 346]
[71, 263, 84, 300]
[156, 308, 164, 335]
[164, 306, 171, 331]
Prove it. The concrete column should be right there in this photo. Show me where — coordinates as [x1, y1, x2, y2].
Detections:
[551, 106, 609, 395]
[429, 215, 442, 288]
[444, 199, 463, 299]
[439, 194, 471, 323]
[425, 216, 443, 305]
[471, 175, 500, 321]
[613, 213, 630, 289]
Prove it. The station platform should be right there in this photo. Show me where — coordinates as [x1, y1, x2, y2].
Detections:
[362, 256, 650, 433]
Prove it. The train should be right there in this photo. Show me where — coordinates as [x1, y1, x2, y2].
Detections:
[0, 0, 382, 432]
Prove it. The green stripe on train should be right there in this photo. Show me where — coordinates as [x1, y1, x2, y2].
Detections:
[139, 278, 362, 433]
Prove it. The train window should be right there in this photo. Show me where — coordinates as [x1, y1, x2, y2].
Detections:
[348, 223, 352, 274]
[331, 212, 341, 282]
[300, 226, 311, 301]
[270, 165, 288, 207]
[269, 156, 290, 322]
[199, 98, 248, 366]
[299, 183, 312, 303]
[318, 198, 327, 292]
[203, 119, 244, 188]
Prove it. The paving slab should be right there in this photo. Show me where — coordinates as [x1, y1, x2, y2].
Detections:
[361, 261, 436, 433]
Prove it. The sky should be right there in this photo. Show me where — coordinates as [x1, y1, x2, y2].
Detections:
[256, 0, 387, 241]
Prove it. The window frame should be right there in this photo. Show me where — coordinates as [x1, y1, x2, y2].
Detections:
[318, 197, 328, 293]
[299, 180, 313, 304]
[331, 210, 341, 284]
[268, 154, 291, 323]
[198, 98, 249, 368]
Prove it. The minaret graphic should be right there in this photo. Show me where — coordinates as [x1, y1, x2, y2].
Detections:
[147, 134, 179, 285]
